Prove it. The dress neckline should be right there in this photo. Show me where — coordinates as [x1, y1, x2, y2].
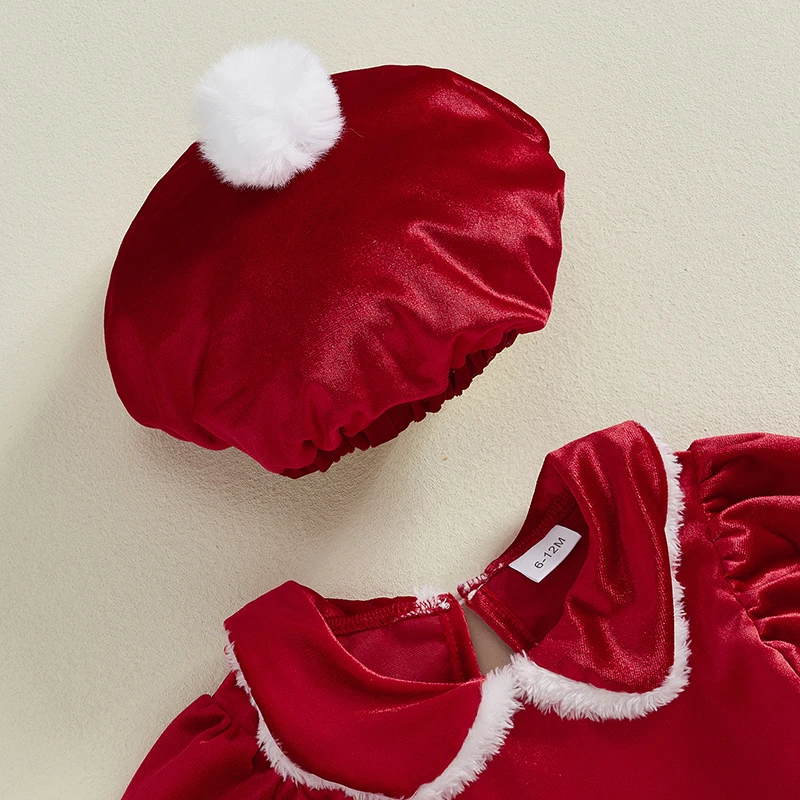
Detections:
[225, 421, 690, 800]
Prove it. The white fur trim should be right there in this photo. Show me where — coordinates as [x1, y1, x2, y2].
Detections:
[224, 640, 519, 800]
[511, 426, 690, 721]
[223, 426, 690, 795]
[408, 588, 453, 616]
[195, 40, 344, 188]
[413, 667, 521, 800]
[414, 586, 450, 605]
[459, 573, 489, 602]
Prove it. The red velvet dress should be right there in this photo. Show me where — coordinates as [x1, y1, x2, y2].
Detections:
[122, 422, 800, 799]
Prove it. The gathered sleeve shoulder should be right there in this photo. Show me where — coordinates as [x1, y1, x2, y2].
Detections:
[691, 432, 800, 680]
[121, 674, 281, 800]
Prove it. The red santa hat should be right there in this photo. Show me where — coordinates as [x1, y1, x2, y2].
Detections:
[105, 40, 565, 477]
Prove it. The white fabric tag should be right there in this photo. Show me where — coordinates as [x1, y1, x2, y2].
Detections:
[508, 525, 582, 583]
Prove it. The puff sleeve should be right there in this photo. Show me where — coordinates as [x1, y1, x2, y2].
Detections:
[121, 674, 280, 799]
[691, 432, 800, 679]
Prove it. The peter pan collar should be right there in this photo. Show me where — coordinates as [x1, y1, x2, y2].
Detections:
[225, 421, 690, 800]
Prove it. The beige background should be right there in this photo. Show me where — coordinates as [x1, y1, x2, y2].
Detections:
[2, 1, 799, 798]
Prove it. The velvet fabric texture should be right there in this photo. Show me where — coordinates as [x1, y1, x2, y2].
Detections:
[105, 65, 565, 477]
[121, 422, 800, 799]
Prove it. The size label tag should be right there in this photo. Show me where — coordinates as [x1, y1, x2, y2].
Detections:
[508, 525, 581, 583]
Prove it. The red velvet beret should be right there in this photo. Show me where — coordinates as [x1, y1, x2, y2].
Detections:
[105, 41, 565, 477]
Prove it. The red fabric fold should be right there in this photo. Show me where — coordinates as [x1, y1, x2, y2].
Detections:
[282, 330, 518, 477]
[121, 424, 800, 799]
[692, 432, 800, 677]
[105, 65, 564, 477]
[121, 675, 280, 800]
[462, 421, 675, 692]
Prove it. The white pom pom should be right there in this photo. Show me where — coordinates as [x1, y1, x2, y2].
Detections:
[194, 40, 344, 189]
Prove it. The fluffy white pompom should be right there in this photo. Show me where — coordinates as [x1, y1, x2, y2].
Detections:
[195, 40, 344, 189]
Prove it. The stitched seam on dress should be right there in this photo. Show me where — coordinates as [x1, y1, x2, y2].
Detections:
[497, 494, 576, 567]
[471, 587, 533, 652]
[325, 600, 422, 634]
[460, 495, 576, 600]
[439, 612, 465, 682]
[329, 603, 466, 683]
[483, 585, 537, 650]
[693, 463, 800, 682]
[461, 496, 577, 651]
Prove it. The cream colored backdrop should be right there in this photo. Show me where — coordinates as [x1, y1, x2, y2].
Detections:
[1, 1, 798, 798]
